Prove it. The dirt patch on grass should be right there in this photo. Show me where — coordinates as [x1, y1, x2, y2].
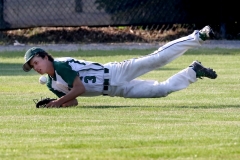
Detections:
[1, 25, 238, 46]
[0, 26, 194, 45]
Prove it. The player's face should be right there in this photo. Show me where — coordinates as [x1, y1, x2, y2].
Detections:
[29, 56, 49, 75]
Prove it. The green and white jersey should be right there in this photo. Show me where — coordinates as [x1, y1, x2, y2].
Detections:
[46, 57, 105, 98]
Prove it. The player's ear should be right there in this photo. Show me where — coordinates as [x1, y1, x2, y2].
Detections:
[44, 55, 49, 60]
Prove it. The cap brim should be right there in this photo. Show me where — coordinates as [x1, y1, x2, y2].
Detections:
[22, 55, 34, 72]
[22, 62, 32, 72]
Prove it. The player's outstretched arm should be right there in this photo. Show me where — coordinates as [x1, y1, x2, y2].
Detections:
[61, 99, 78, 107]
[46, 76, 85, 107]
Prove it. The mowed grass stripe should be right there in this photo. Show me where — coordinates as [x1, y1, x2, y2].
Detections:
[0, 48, 239, 160]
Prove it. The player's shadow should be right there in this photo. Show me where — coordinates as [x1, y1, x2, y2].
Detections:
[80, 105, 132, 109]
[79, 104, 240, 109]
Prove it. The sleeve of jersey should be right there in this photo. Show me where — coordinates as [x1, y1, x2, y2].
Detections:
[46, 76, 66, 98]
[55, 61, 79, 88]
[49, 88, 66, 98]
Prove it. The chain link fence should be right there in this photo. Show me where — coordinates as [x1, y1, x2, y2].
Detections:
[0, 0, 239, 43]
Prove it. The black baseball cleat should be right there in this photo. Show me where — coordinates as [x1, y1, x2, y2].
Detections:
[189, 60, 217, 79]
[199, 25, 215, 41]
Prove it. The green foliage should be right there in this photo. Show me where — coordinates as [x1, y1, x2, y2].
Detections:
[0, 48, 240, 160]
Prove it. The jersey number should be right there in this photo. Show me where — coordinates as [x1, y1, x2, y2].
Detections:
[80, 76, 96, 83]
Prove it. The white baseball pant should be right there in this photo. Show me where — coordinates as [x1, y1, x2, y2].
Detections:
[104, 30, 203, 98]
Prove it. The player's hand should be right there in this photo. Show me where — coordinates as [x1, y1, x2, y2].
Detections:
[46, 99, 62, 108]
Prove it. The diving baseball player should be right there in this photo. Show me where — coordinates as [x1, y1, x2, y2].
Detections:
[22, 25, 217, 107]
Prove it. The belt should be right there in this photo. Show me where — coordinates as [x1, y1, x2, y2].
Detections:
[103, 68, 110, 96]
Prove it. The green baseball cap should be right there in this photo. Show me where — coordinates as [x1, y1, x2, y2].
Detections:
[22, 47, 46, 72]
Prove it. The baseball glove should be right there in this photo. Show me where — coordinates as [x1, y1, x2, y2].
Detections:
[33, 97, 57, 108]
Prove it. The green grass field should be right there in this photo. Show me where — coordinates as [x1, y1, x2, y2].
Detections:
[0, 48, 240, 160]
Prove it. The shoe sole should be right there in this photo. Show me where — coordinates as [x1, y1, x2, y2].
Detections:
[207, 25, 216, 38]
[193, 60, 217, 79]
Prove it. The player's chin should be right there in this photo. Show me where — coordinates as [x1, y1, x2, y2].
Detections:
[37, 71, 44, 75]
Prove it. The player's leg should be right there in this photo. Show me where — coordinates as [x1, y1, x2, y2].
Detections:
[108, 60, 217, 98]
[105, 26, 215, 86]
[109, 68, 196, 98]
